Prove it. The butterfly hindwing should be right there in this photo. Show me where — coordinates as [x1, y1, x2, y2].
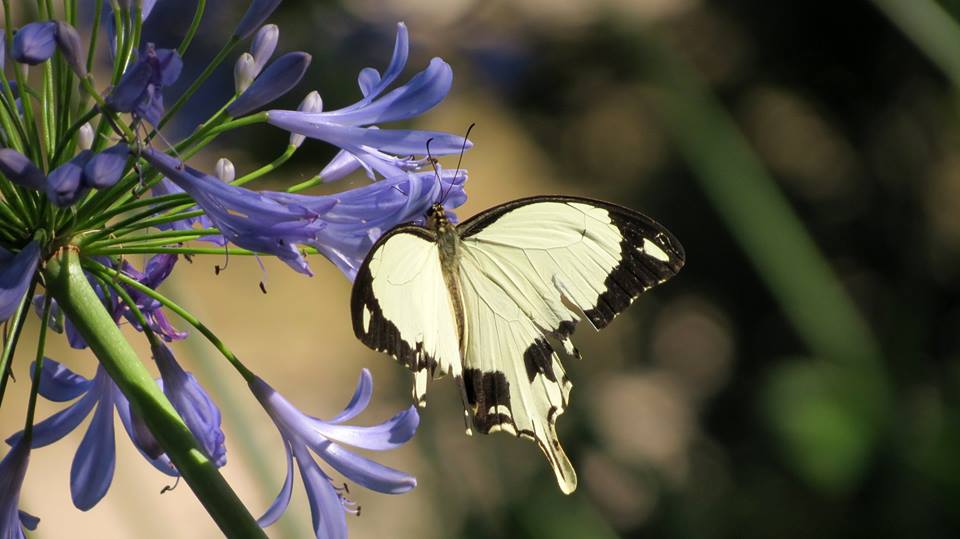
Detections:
[351, 226, 463, 405]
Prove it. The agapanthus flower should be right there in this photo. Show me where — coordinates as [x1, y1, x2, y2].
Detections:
[0, 241, 40, 322]
[105, 43, 182, 125]
[0, 438, 38, 538]
[115, 255, 188, 342]
[6, 354, 225, 509]
[251, 370, 418, 539]
[266, 23, 471, 180]
[0, 8, 472, 536]
[142, 148, 467, 278]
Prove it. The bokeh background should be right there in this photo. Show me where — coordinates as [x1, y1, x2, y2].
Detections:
[4, 0, 960, 537]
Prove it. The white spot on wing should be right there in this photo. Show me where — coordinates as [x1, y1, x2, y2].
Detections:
[362, 305, 372, 332]
[641, 238, 670, 262]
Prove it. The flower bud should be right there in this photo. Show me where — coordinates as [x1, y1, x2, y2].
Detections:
[54, 21, 86, 76]
[227, 51, 311, 117]
[234, 0, 282, 40]
[12, 21, 57, 65]
[234, 52, 256, 94]
[83, 143, 129, 189]
[78, 123, 95, 150]
[0, 149, 46, 190]
[215, 158, 236, 183]
[289, 90, 322, 149]
[47, 151, 93, 207]
[251, 24, 279, 74]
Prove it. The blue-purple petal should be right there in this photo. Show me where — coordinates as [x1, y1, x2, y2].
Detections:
[257, 442, 295, 527]
[0, 438, 34, 539]
[6, 388, 96, 448]
[320, 58, 452, 126]
[308, 439, 416, 494]
[329, 369, 373, 424]
[294, 445, 348, 539]
[34, 358, 92, 401]
[0, 241, 40, 322]
[70, 388, 117, 510]
[310, 405, 418, 451]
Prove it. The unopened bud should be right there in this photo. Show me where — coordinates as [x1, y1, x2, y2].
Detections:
[83, 143, 129, 189]
[251, 24, 279, 75]
[47, 151, 93, 207]
[289, 90, 322, 148]
[12, 21, 57, 65]
[78, 123, 94, 150]
[234, 53, 257, 94]
[215, 158, 236, 182]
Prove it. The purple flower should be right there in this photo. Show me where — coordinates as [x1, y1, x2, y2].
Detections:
[266, 23, 471, 180]
[234, 0, 283, 40]
[6, 356, 225, 508]
[142, 148, 467, 278]
[0, 241, 40, 322]
[0, 438, 39, 538]
[47, 150, 93, 207]
[105, 44, 182, 125]
[0, 149, 46, 190]
[111, 255, 187, 342]
[142, 148, 333, 275]
[12, 21, 56, 65]
[227, 51, 312, 117]
[83, 143, 129, 189]
[150, 178, 225, 246]
[251, 370, 418, 538]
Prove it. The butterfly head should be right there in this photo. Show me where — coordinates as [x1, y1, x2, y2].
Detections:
[426, 202, 450, 232]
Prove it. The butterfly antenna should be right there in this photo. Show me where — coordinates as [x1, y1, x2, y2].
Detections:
[440, 123, 475, 204]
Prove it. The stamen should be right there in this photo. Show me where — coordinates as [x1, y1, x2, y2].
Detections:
[160, 476, 181, 494]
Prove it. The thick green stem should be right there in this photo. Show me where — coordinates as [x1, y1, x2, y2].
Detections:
[43, 249, 266, 539]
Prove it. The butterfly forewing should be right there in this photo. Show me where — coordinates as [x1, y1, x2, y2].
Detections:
[351, 226, 463, 405]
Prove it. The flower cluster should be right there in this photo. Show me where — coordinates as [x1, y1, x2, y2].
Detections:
[0, 2, 469, 538]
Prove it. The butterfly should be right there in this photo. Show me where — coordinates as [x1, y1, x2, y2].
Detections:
[351, 196, 684, 493]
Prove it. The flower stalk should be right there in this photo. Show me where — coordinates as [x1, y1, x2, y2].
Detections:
[43, 248, 266, 539]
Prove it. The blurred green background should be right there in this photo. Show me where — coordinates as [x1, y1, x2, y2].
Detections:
[4, 0, 960, 537]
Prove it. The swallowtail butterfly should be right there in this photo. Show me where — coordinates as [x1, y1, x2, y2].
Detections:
[351, 196, 684, 493]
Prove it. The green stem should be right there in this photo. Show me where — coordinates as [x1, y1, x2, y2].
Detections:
[870, 0, 960, 91]
[23, 294, 51, 439]
[177, 0, 207, 55]
[86, 0, 103, 73]
[158, 36, 240, 131]
[44, 249, 266, 538]
[233, 144, 296, 186]
[84, 257, 255, 382]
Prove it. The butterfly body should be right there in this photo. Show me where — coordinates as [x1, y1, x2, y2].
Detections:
[352, 196, 684, 493]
